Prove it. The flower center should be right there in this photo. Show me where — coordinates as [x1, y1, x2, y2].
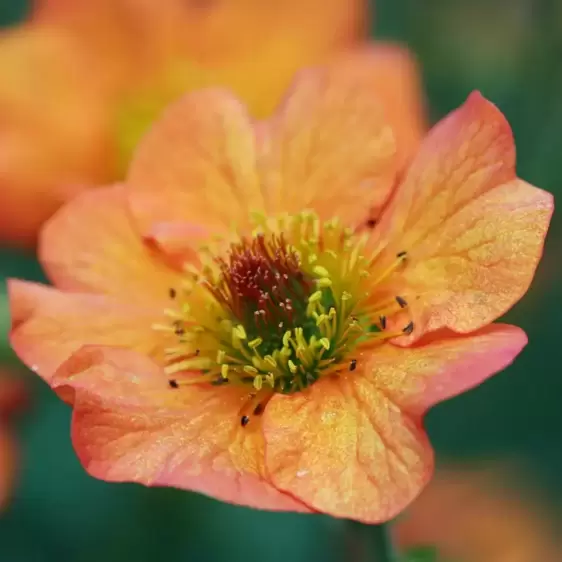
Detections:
[155, 211, 412, 425]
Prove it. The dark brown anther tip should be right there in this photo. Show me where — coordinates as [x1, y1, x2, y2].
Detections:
[402, 321, 414, 335]
[169, 379, 179, 389]
[241, 415, 250, 427]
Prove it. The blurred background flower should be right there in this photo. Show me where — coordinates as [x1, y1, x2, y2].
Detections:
[395, 463, 562, 562]
[0, 1, 561, 561]
[0, 0, 425, 248]
[0, 370, 26, 511]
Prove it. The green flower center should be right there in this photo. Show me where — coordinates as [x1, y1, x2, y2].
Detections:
[156, 212, 412, 426]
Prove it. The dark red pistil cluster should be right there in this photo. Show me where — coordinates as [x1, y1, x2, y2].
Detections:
[209, 234, 311, 336]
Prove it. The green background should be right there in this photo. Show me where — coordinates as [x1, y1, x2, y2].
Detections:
[0, 1, 561, 560]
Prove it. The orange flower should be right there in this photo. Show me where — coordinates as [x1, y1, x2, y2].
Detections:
[0, 372, 26, 510]
[395, 464, 561, 562]
[9, 59, 552, 522]
[0, 0, 424, 247]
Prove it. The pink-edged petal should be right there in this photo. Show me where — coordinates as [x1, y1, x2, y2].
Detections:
[127, 89, 264, 236]
[39, 184, 182, 305]
[373, 92, 553, 336]
[263, 324, 525, 522]
[53, 346, 310, 512]
[260, 52, 398, 226]
[369, 324, 526, 415]
[9, 280, 171, 383]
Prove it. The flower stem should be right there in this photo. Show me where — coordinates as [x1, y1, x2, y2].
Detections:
[346, 520, 396, 562]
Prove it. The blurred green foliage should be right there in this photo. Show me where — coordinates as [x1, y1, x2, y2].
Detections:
[1, 0, 562, 561]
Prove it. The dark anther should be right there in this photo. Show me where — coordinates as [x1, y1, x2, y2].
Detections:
[396, 296, 408, 309]
[379, 315, 387, 329]
[402, 321, 414, 335]
[168, 288, 177, 299]
[241, 415, 250, 427]
[195, 349, 200, 356]
[253, 403, 265, 416]
[349, 359, 357, 371]
[366, 218, 377, 229]
[169, 379, 179, 389]
[396, 251, 407, 259]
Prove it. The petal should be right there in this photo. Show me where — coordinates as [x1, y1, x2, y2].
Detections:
[9, 280, 170, 384]
[366, 324, 526, 415]
[263, 374, 432, 523]
[373, 92, 553, 336]
[263, 325, 525, 522]
[260, 51, 398, 226]
[127, 89, 264, 236]
[328, 44, 425, 172]
[39, 184, 182, 305]
[53, 346, 310, 512]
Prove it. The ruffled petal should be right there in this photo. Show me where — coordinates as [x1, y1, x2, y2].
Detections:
[372, 92, 553, 336]
[260, 52, 398, 226]
[53, 346, 310, 512]
[39, 184, 182, 305]
[127, 89, 264, 236]
[263, 325, 525, 522]
[9, 280, 170, 384]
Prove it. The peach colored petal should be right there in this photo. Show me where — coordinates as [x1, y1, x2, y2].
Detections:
[263, 325, 525, 522]
[53, 346, 310, 512]
[127, 89, 264, 236]
[9, 280, 171, 384]
[263, 373, 432, 523]
[260, 53, 398, 226]
[368, 324, 526, 416]
[39, 184, 182, 305]
[372, 92, 553, 336]
[327, 43, 425, 174]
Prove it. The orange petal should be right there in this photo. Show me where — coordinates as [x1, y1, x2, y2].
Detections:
[327, 43, 425, 174]
[53, 346, 310, 512]
[127, 89, 264, 236]
[263, 374, 432, 523]
[367, 324, 526, 416]
[39, 184, 182, 305]
[263, 324, 525, 522]
[260, 52, 398, 226]
[9, 280, 170, 384]
[373, 92, 553, 336]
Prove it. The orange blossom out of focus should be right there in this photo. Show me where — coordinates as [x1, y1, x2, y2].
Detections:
[8, 52, 552, 522]
[396, 465, 562, 562]
[0, 372, 26, 511]
[0, 0, 425, 247]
